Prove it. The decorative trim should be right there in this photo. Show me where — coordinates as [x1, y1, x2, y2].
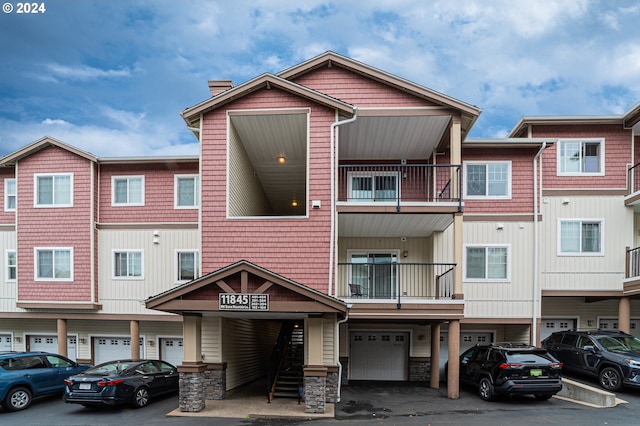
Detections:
[16, 302, 102, 310]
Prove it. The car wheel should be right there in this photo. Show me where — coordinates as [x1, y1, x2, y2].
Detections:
[3, 387, 32, 412]
[599, 367, 623, 391]
[133, 387, 150, 408]
[478, 377, 495, 401]
[534, 394, 553, 401]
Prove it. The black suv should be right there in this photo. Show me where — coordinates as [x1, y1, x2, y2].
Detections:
[454, 343, 563, 401]
[542, 329, 640, 391]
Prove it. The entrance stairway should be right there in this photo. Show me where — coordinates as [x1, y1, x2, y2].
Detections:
[268, 320, 304, 402]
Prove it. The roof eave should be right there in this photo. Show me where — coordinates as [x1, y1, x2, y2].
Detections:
[0, 136, 97, 166]
[509, 115, 624, 137]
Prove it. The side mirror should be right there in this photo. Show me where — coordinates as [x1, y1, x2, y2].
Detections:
[583, 345, 597, 352]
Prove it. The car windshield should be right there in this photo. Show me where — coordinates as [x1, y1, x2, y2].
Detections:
[595, 336, 630, 351]
[85, 361, 137, 375]
[611, 335, 640, 351]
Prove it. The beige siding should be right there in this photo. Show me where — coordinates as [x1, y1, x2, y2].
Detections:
[323, 316, 335, 365]
[0, 230, 17, 312]
[463, 221, 535, 318]
[98, 228, 198, 314]
[202, 316, 222, 362]
[542, 296, 640, 330]
[227, 122, 271, 216]
[222, 318, 280, 391]
[540, 196, 632, 291]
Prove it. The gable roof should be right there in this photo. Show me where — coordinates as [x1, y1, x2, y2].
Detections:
[181, 73, 355, 129]
[278, 51, 481, 135]
[145, 260, 348, 317]
[0, 136, 98, 166]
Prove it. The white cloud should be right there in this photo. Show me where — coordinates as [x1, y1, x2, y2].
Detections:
[44, 63, 133, 81]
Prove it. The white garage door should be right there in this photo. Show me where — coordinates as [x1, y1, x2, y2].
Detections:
[439, 331, 493, 375]
[540, 318, 576, 342]
[29, 335, 77, 361]
[598, 318, 640, 337]
[350, 332, 409, 380]
[94, 337, 144, 365]
[159, 338, 183, 367]
[0, 334, 12, 352]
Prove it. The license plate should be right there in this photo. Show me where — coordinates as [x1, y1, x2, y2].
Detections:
[530, 369, 542, 377]
[79, 383, 92, 390]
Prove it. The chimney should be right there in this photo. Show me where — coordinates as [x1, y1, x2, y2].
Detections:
[208, 80, 233, 96]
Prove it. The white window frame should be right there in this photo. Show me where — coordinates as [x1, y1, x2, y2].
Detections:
[111, 176, 145, 206]
[174, 175, 199, 209]
[4, 178, 16, 212]
[463, 244, 511, 282]
[463, 161, 512, 199]
[34, 247, 73, 281]
[558, 218, 604, 256]
[112, 250, 144, 279]
[347, 171, 399, 202]
[6, 250, 16, 282]
[34, 173, 73, 207]
[175, 250, 199, 284]
[557, 138, 605, 176]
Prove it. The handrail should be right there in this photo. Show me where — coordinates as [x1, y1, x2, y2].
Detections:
[267, 321, 294, 402]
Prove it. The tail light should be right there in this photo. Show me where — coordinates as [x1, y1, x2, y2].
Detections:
[549, 362, 563, 368]
[97, 379, 124, 387]
[64, 379, 72, 386]
[499, 363, 523, 369]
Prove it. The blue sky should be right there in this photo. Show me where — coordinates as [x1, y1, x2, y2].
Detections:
[1, 0, 640, 157]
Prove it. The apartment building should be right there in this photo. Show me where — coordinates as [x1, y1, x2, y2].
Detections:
[1, 52, 639, 413]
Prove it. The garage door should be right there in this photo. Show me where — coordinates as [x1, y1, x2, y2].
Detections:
[598, 318, 640, 337]
[0, 334, 12, 352]
[94, 337, 144, 365]
[29, 335, 77, 361]
[159, 338, 183, 367]
[350, 331, 409, 380]
[439, 331, 493, 375]
[540, 318, 576, 342]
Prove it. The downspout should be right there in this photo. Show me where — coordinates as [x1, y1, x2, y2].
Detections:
[336, 304, 351, 402]
[329, 107, 358, 297]
[533, 142, 547, 345]
[187, 122, 203, 277]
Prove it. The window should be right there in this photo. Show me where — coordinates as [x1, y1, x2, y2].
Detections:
[464, 162, 511, 198]
[35, 248, 72, 281]
[559, 219, 602, 254]
[176, 250, 199, 283]
[349, 252, 398, 298]
[348, 172, 398, 201]
[557, 139, 604, 175]
[6, 250, 16, 282]
[113, 250, 143, 278]
[112, 176, 144, 206]
[175, 175, 199, 208]
[465, 245, 509, 281]
[35, 174, 72, 207]
[4, 178, 16, 211]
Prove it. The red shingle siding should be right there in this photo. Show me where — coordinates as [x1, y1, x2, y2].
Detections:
[201, 87, 333, 293]
[293, 66, 434, 107]
[462, 147, 538, 213]
[16, 146, 93, 302]
[0, 167, 16, 224]
[98, 162, 199, 223]
[534, 125, 631, 189]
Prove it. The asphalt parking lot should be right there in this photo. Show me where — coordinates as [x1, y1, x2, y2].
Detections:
[3, 377, 640, 425]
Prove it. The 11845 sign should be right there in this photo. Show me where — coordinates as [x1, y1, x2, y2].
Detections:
[219, 293, 269, 311]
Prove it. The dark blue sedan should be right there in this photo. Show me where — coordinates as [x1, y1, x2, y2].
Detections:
[63, 359, 178, 408]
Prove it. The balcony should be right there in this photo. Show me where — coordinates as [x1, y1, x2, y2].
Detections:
[337, 164, 461, 212]
[626, 163, 640, 208]
[625, 246, 640, 296]
[336, 262, 456, 303]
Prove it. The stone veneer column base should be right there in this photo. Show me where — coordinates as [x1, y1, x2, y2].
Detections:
[303, 366, 328, 414]
[178, 363, 208, 412]
[409, 357, 431, 382]
[325, 367, 339, 403]
[204, 362, 227, 400]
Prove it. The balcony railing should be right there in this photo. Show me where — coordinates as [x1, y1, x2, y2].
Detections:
[337, 262, 456, 303]
[629, 163, 640, 195]
[338, 164, 461, 210]
[627, 246, 640, 279]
